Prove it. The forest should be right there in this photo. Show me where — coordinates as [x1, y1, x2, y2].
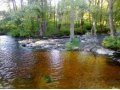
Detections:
[0, 0, 120, 50]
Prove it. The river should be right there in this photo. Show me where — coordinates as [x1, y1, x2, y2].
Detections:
[0, 35, 120, 89]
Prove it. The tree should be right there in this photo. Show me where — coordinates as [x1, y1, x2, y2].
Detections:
[20, 0, 23, 9]
[108, 0, 116, 37]
[89, 0, 100, 36]
[11, 0, 17, 11]
[75, 0, 87, 33]
[70, 0, 75, 40]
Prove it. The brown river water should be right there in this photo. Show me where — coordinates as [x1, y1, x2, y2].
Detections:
[0, 35, 120, 89]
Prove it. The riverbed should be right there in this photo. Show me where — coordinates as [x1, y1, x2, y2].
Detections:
[0, 35, 120, 89]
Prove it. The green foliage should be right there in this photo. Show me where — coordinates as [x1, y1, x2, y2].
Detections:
[116, 27, 120, 32]
[72, 37, 80, 46]
[0, 5, 42, 37]
[8, 29, 20, 37]
[0, 0, 118, 38]
[66, 42, 73, 50]
[44, 22, 57, 37]
[96, 25, 110, 34]
[66, 37, 80, 50]
[8, 29, 31, 37]
[102, 36, 120, 50]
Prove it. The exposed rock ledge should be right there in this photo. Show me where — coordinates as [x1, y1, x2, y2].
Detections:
[18, 38, 68, 50]
[79, 33, 115, 56]
[18, 33, 115, 56]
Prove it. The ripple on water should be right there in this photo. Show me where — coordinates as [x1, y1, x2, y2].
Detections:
[0, 36, 120, 89]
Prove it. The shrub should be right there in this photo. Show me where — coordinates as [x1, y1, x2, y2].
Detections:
[66, 37, 80, 50]
[44, 22, 57, 37]
[102, 36, 120, 50]
[8, 29, 31, 37]
[72, 37, 80, 46]
[60, 26, 70, 36]
[66, 42, 73, 50]
[8, 29, 20, 37]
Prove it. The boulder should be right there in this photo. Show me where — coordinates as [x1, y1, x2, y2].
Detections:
[72, 47, 80, 50]
[96, 48, 115, 55]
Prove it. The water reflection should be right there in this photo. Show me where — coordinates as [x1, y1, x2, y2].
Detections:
[33, 51, 120, 89]
[0, 35, 120, 89]
[0, 36, 35, 88]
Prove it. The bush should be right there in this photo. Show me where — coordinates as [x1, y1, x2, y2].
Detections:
[8, 28, 32, 37]
[66, 37, 80, 50]
[102, 36, 120, 50]
[44, 22, 57, 37]
[8, 29, 20, 37]
[96, 26, 110, 34]
[85, 23, 92, 31]
[66, 42, 73, 50]
[60, 26, 70, 36]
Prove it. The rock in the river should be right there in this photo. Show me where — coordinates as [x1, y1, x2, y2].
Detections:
[113, 51, 120, 58]
[117, 59, 120, 63]
[18, 33, 116, 56]
[72, 47, 80, 50]
[96, 48, 115, 55]
[19, 38, 68, 50]
[21, 44, 26, 47]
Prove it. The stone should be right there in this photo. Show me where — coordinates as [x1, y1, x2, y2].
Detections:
[72, 47, 80, 50]
[18, 33, 116, 56]
[21, 44, 26, 47]
[96, 48, 115, 55]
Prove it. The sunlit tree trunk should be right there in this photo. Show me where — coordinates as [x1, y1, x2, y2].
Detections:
[91, 18, 97, 36]
[57, 3, 62, 32]
[90, 0, 98, 36]
[108, 0, 116, 37]
[70, 0, 75, 41]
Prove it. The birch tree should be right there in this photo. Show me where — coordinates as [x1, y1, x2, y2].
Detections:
[108, 0, 116, 37]
[70, 0, 75, 40]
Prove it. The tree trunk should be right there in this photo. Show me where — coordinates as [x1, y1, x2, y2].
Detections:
[31, 17, 35, 35]
[100, 0, 103, 31]
[80, 13, 84, 34]
[28, 0, 32, 5]
[88, 0, 92, 26]
[108, 0, 116, 37]
[11, 0, 17, 11]
[20, 0, 23, 9]
[70, 0, 75, 41]
[8, 0, 12, 12]
[91, 17, 97, 36]
[38, 0, 47, 37]
[37, 16, 42, 37]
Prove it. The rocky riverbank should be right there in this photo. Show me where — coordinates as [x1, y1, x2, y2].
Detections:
[0, 32, 6, 35]
[18, 38, 69, 50]
[18, 33, 115, 56]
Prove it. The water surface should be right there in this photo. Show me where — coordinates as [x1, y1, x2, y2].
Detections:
[0, 35, 120, 89]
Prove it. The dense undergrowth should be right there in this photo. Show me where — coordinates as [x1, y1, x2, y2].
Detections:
[102, 36, 120, 51]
